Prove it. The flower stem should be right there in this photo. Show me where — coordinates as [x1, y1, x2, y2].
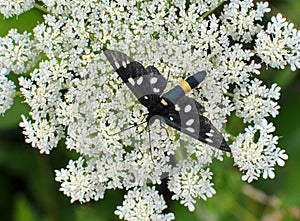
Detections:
[34, 2, 51, 14]
[228, 133, 236, 142]
[16, 91, 22, 97]
[201, 0, 226, 19]
[224, 92, 234, 97]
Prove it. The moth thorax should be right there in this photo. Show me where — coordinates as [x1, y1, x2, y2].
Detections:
[148, 115, 164, 125]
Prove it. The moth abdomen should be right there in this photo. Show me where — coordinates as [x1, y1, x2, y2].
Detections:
[161, 71, 207, 106]
[185, 71, 206, 89]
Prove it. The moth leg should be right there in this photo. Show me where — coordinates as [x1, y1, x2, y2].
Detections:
[159, 120, 169, 140]
[146, 123, 155, 164]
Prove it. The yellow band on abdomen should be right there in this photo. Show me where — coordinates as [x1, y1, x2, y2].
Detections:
[180, 80, 192, 93]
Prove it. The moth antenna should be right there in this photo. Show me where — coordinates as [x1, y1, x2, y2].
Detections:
[108, 121, 147, 136]
[166, 70, 170, 83]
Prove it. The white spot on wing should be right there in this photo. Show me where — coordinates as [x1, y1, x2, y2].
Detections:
[205, 138, 213, 143]
[153, 88, 160, 93]
[113, 57, 120, 69]
[206, 132, 213, 137]
[128, 77, 135, 86]
[186, 127, 195, 133]
[169, 116, 174, 121]
[150, 77, 158, 84]
[175, 104, 181, 111]
[144, 95, 148, 100]
[137, 76, 143, 85]
[184, 104, 192, 113]
[122, 60, 127, 68]
[185, 119, 194, 126]
[206, 129, 215, 137]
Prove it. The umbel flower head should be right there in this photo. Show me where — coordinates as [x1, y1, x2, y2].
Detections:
[0, 0, 296, 220]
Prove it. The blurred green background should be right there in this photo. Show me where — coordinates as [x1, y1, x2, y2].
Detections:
[0, 1, 300, 221]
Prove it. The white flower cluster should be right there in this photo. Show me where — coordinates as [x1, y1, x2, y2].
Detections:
[221, 1, 270, 42]
[231, 119, 288, 183]
[256, 13, 300, 71]
[0, 68, 15, 114]
[0, 0, 34, 18]
[168, 160, 216, 212]
[18, 59, 67, 154]
[55, 157, 105, 203]
[0, 0, 298, 219]
[0, 29, 38, 74]
[234, 79, 281, 124]
[115, 186, 175, 221]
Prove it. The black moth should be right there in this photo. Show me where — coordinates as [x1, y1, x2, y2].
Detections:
[104, 48, 230, 152]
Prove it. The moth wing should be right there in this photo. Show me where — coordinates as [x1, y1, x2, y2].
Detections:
[161, 95, 230, 152]
[104, 48, 167, 108]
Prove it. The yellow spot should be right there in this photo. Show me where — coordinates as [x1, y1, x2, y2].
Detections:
[180, 80, 192, 93]
[161, 98, 168, 106]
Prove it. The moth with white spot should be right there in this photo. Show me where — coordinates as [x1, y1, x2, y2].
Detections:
[104, 48, 230, 152]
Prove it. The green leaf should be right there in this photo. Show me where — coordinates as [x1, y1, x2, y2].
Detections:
[0, 96, 30, 129]
[13, 194, 38, 221]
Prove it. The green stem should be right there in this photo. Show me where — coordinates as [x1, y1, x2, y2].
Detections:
[224, 92, 234, 97]
[16, 91, 23, 97]
[201, 0, 226, 19]
[34, 2, 52, 15]
[227, 133, 236, 142]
